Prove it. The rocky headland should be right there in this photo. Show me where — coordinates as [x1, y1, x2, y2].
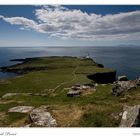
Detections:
[0, 56, 140, 127]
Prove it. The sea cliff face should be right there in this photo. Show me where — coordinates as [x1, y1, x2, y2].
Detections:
[87, 71, 116, 84]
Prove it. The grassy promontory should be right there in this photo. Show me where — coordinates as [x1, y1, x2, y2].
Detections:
[0, 56, 140, 127]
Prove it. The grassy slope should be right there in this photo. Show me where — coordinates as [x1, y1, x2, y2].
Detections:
[0, 56, 140, 127]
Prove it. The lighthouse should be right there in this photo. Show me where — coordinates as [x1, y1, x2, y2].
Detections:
[86, 53, 90, 59]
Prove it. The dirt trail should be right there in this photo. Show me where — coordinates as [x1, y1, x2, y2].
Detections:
[52, 62, 79, 93]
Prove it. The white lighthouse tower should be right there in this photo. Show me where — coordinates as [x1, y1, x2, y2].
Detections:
[86, 53, 90, 59]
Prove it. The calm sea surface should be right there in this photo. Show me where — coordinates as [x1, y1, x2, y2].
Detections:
[0, 46, 140, 79]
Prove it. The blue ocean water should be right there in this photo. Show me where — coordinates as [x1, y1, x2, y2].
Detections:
[0, 46, 140, 79]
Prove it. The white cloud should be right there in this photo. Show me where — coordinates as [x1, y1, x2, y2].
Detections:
[0, 5, 140, 41]
[0, 16, 46, 33]
[0, 15, 4, 18]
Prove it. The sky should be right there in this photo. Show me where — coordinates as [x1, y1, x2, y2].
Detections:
[0, 5, 140, 47]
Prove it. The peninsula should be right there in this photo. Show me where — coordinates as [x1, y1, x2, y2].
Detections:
[0, 56, 140, 127]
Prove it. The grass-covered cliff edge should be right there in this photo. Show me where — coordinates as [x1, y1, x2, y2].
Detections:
[0, 56, 140, 127]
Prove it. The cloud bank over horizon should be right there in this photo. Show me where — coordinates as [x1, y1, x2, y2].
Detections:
[0, 5, 140, 41]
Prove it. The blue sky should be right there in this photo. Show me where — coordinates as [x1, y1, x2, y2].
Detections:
[0, 5, 140, 47]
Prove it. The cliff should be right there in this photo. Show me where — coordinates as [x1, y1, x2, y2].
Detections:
[87, 71, 116, 83]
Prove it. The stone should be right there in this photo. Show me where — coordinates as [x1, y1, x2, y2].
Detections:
[120, 105, 140, 127]
[118, 75, 128, 81]
[8, 106, 34, 113]
[26, 93, 33, 96]
[2, 93, 33, 98]
[30, 106, 57, 127]
[112, 80, 136, 96]
[41, 94, 47, 97]
[95, 83, 98, 87]
[136, 77, 140, 86]
[25, 124, 31, 127]
[67, 90, 81, 97]
[34, 93, 40, 96]
[71, 83, 95, 91]
[111, 112, 122, 120]
[2, 93, 19, 98]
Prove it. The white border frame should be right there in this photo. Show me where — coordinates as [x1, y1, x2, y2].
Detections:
[0, 1, 140, 140]
[0, 0, 139, 5]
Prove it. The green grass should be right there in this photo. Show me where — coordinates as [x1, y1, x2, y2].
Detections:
[0, 112, 28, 127]
[0, 102, 20, 112]
[78, 107, 121, 127]
[0, 56, 140, 127]
[0, 57, 113, 97]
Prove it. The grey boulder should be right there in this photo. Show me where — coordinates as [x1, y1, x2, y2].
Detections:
[136, 77, 140, 86]
[112, 80, 136, 96]
[30, 106, 57, 127]
[120, 105, 140, 127]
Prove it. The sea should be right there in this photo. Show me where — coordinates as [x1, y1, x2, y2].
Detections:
[0, 46, 140, 80]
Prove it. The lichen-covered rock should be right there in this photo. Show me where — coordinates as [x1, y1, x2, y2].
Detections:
[112, 80, 136, 96]
[8, 106, 34, 113]
[120, 105, 140, 127]
[30, 106, 57, 127]
[118, 75, 128, 81]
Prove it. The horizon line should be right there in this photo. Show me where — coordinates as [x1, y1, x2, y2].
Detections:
[0, 44, 139, 47]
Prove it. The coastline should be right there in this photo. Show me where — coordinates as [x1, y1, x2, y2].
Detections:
[0, 46, 140, 80]
[0, 55, 140, 127]
[0, 56, 116, 83]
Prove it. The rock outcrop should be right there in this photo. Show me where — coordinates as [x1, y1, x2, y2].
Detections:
[118, 75, 128, 81]
[67, 83, 96, 97]
[136, 77, 140, 86]
[8, 106, 34, 113]
[112, 80, 136, 96]
[30, 106, 57, 127]
[87, 71, 116, 84]
[120, 105, 140, 127]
